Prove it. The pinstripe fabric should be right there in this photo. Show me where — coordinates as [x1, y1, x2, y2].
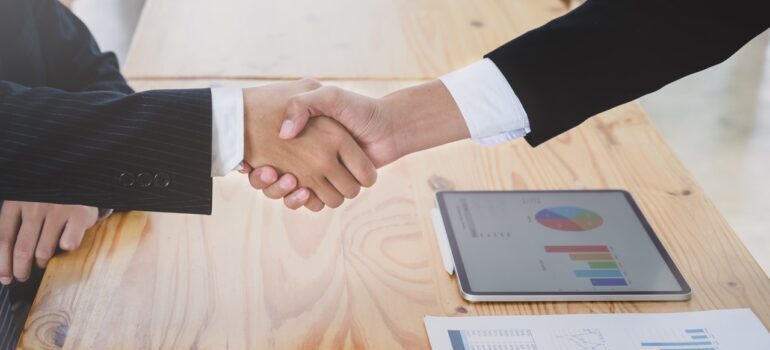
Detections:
[0, 286, 18, 350]
[1, 0, 214, 214]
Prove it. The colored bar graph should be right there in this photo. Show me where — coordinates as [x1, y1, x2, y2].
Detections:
[545, 245, 609, 253]
[569, 253, 614, 261]
[641, 341, 713, 347]
[575, 269, 623, 278]
[641, 328, 714, 350]
[590, 278, 628, 286]
[588, 261, 618, 269]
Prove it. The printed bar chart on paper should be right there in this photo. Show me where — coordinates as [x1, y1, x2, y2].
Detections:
[447, 329, 537, 350]
[544, 245, 628, 287]
[424, 309, 770, 350]
[640, 328, 716, 350]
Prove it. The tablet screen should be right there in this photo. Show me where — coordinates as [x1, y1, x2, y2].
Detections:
[437, 191, 688, 295]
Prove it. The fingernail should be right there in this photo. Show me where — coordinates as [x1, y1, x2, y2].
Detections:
[259, 169, 274, 183]
[0, 277, 10, 285]
[279, 176, 294, 190]
[291, 189, 309, 201]
[279, 120, 295, 139]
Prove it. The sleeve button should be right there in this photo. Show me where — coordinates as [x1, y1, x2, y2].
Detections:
[119, 172, 135, 187]
[136, 172, 153, 188]
[154, 172, 171, 188]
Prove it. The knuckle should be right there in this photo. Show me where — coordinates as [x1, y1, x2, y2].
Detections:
[35, 249, 53, 261]
[0, 237, 13, 249]
[14, 248, 33, 260]
[287, 95, 303, 109]
[327, 197, 344, 209]
[320, 86, 342, 107]
[249, 174, 266, 189]
[300, 77, 322, 89]
[345, 186, 361, 199]
[60, 241, 79, 251]
[362, 167, 378, 187]
[263, 188, 283, 200]
[313, 160, 334, 174]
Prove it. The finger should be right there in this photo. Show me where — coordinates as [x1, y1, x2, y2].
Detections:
[263, 173, 299, 200]
[239, 163, 253, 174]
[304, 192, 325, 212]
[338, 139, 378, 188]
[36, 215, 66, 268]
[0, 204, 21, 285]
[313, 177, 345, 209]
[59, 220, 88, 252]
[13, 213, 45, 282]
[281, 86, 345, 139]
[283, 188, 310, 210]
[248, 166, 279, 190]
[325, 161, 362, 200]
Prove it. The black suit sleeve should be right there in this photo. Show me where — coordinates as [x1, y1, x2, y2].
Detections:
[485, 0, 770, 146]
[0, 82, 214, 214]
[34, 0, 133, 94]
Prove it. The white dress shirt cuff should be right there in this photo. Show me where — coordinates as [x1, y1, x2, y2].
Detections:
[439, 58, 530, 146]
[210, 87, 245, 177]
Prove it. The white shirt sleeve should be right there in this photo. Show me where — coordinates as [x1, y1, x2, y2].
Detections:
[439, 58, 530, 146]
[210, 87, 245, 176]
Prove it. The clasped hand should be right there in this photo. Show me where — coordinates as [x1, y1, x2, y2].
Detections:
[244, 78, 465, 210]
[242, 79, 398, 211]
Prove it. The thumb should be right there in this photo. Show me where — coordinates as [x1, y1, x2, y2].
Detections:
[280, 86, 344, 139]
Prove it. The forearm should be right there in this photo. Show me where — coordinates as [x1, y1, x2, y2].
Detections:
[32, 0, 133, 93]
[487, 0, 769, 145]
[0, 81, 213, 214]
[383, 80, 470, 158]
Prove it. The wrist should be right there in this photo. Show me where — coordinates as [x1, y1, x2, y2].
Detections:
[382, 80, 470, 158]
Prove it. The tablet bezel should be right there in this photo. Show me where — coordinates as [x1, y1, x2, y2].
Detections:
[435, 190, 691, 301]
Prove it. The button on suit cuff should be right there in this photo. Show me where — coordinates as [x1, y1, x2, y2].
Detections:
[211, 87, 245, 176]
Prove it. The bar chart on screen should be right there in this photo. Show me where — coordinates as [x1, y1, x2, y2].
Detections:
[544, 245, 629, 287]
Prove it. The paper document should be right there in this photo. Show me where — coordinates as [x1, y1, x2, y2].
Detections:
[424, 309, 769, 350]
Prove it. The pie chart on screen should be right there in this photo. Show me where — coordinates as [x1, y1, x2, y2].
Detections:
[535, 207, 603, 231]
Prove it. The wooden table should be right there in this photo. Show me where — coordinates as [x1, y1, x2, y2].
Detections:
[123, 0, 568, 79]
[19, 78, 770, 349]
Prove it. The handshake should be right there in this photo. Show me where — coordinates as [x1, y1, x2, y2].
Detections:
[239, 78, 469, 211]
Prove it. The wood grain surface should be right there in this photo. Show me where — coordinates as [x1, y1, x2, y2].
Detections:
[123, 0, 568, 79]
[19, 80, 770, 349]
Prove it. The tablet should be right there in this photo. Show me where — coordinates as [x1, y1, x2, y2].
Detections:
[435, 190, 691, 301]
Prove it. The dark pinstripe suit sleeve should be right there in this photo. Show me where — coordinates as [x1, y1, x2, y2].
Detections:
[34, 0, 134, 94]
[0, 81, 214, 214]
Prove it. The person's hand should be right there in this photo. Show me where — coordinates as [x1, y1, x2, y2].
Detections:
[0, 201, 98, 284]
[277, 80, 470, 168]
[278, 86, 398, 168]
[243, 79, 377, 211]
[239, 164, 311, 210]
[269, 80, 471, 209]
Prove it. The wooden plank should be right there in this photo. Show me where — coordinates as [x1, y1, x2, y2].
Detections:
[19, 79, 770, 349]
[124, 0, 567, 79]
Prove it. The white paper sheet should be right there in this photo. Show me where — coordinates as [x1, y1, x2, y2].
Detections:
[424, 309, 769, 350]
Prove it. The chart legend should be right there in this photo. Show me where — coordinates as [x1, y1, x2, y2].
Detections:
[545, 245, 628, 286]
[535, 207, 603, 231]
